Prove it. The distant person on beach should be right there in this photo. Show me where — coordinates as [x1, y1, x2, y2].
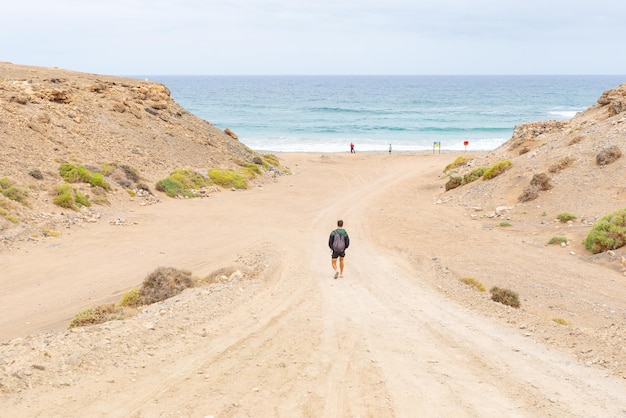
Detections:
[350, 142, 355, 153]
[329, 220, 350, 279]
[389, 143, 392, 154]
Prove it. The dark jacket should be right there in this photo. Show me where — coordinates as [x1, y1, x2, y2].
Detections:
[329, 228, 350, 250]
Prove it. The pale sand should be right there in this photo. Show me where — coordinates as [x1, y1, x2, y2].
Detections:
[2, 151, 626, 416]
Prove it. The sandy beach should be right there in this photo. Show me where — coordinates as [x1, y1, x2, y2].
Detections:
[2, 150, 626, 417]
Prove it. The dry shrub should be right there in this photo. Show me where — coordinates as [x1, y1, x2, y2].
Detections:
[490, 286, 520, 308]
[530, 173, 552, 191]
[548, 156, 574, 173]
[596, 145, 622, 166]
[518, 173, 552, 203]
[568, 135, 584, 145]
[445, 176, 463, 191]
[68, 303, 132, 328]
[139, 266, 194, 305]
[518, 146, 531, 155]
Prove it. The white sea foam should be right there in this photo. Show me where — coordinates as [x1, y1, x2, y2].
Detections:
[548, 110, 580, 119]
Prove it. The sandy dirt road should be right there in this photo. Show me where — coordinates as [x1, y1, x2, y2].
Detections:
[1, 152, 626, 417]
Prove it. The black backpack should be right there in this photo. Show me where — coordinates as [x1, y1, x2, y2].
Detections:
[332, 230, 346, 252]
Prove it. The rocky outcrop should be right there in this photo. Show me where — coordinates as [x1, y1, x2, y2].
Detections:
[511, 120, 569, 142]
[597, 84, 626, 117]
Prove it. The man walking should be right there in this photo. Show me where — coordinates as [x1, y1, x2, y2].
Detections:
[329, 220, 350, 279]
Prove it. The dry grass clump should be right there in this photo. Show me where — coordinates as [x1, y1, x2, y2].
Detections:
[552, 318, 570, 326]
[118, 288, 141, 307]
[548, 236, 568, 245]
[490, 286, 520, 308]
[443, 156, 473, 173]
[556, 212, 576, 223]
[68, 303, 135, 328]
[139, 267, 194, 305]
[548, 156, 575, 173]
[460, 277, 486, 292]
[596, 145, 622, 166]
[568, 135, 584, 145]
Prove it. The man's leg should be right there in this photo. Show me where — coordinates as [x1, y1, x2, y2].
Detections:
[339, 257, 345, 277]
[332, 257, 339, 279]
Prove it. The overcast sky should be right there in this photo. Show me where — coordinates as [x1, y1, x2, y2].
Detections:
[3, 0, 625, 75]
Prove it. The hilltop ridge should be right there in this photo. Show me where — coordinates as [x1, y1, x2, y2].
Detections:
[0, 63, 282, 248]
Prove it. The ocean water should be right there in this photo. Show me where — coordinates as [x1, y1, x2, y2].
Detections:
[143, 75, 625, 152]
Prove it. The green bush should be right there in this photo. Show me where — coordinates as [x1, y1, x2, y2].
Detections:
[556, 212, 576, 223]
[53, 184, 75, 209]
[483, 160, 513, 180]
[169, 168, 209, 190]
[59, 163, 110, 190]
[156, 169, 209, 198]
[584, 208, 626, 254]
[155, 177, 184, 197]
[52, 184, 90, 210]
[463, 167, 488, 184]
[490, 286, 520, 308]
[209, 168, 248, 189]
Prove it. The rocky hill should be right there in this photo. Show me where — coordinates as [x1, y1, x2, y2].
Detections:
[0, 63, 283, 249]
[443, 82, 626, 243]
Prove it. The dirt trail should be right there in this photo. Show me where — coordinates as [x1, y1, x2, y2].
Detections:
[2, 153, 626, 417]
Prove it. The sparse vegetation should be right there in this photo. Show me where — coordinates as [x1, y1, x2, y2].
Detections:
[482, 160, 512, 180]
[556, 212, 576, 223]
[443, 156, 472, 173]
[42, 229, 60, 237]
[584, 207, 626, 254]
[548, 236, 568, 245]
[1, 184, 29, 205]
[499, 222, 512, 227]
[552, 318, 570, 325]
[490, 286, 520, 308]
[568, 135, 583, 145]
[460, 277, 486, 292]
[548, 156, 575, 173]
[208, 168, 248, 189]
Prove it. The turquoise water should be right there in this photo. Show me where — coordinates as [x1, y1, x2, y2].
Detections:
[144, 75, 625, 152]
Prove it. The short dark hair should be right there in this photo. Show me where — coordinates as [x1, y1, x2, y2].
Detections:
[337, 220, 343, 227]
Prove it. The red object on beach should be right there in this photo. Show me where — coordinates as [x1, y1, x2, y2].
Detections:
[463, 140, 469, 147]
